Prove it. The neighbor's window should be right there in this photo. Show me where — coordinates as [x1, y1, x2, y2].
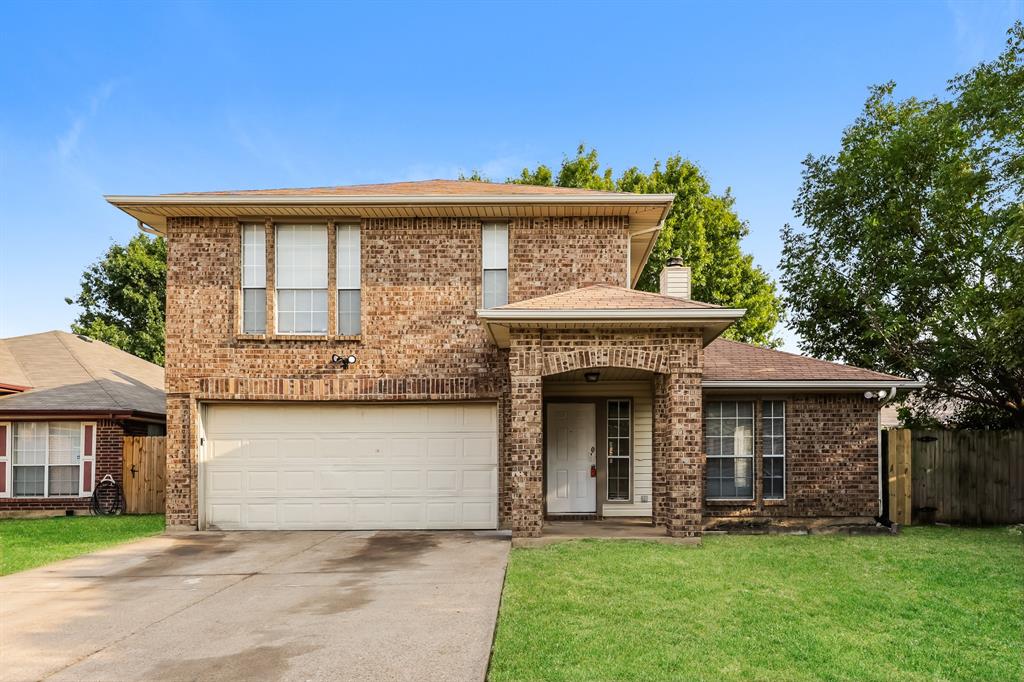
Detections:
[336, 224, 361, 335]
[482, 222, 508, 308]
[763, 401, 786, 499]
[607, 399, 631, 501]
[13, 422, 81, 497]
[705, 402, 754, 499]
[241, 224, 267, 334]
[276, 224, 328, 334]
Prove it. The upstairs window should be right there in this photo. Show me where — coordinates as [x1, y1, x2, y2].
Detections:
[241, 224, 267, 334]
[763, 401, 786, 499]
[705, 401, 755, 500]
[336, 224, 361, 336]
[276, 224, 328, 334]
[482, 222, 508, 308]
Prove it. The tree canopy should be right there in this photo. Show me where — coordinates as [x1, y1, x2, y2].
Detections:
[506, 146, 783, 346]
[66, 233, 167, 365]
[780, 23, 1024, 428]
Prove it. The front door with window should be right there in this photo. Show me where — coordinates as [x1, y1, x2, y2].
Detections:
[545, 403, 596, 514]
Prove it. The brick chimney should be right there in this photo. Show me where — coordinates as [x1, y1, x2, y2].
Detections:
[659, 257, 691, 299]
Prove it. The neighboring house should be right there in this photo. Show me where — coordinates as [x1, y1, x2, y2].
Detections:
[107, 180, 919, 538]
[0, 331, 165, 515]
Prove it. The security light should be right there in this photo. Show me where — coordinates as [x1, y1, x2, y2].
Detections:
[331, 354, 358, 369]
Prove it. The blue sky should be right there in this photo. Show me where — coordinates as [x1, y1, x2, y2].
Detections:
[1, 0, 1020, 351]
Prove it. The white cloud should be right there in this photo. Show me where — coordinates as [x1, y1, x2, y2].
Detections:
[56, 80, 117, 163]
[947, 0, 1022, 66]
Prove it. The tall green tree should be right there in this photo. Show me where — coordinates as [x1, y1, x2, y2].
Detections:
[510, 145, 783, 346]
[66, 233, 167, 365]
[780, 23, 1024, 428]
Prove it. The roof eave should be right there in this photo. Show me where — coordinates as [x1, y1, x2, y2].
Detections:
[477, 308, 746, 349]
[702, 380, 925, 390]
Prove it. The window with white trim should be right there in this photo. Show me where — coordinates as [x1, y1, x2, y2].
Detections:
[705, 401, 754, 499]
[482, 222, 508, 308]
[276, 224, 328, 334]
[607, 399, 631, 501]
[763, 400, 786, 499]
[12, 422, 82, 497]
[241, 224, 267, 334]
[336, 224, 361, 335]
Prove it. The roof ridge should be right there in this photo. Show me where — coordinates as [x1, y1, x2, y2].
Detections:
[54, 332, 129, 410]
[0, 337, 34, 388]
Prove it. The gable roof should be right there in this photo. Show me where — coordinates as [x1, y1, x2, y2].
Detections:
[703, 338, 915, 386]
[105, 179, 676, 287]
[0, 331, 165, 416]
[497, 284, 722, 310]
[175, 179, 632, 197]
[477, 285, 745, 347]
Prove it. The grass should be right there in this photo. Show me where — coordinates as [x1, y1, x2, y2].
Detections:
[489, 527, 1024, 681]
[0, 514, 165, 576]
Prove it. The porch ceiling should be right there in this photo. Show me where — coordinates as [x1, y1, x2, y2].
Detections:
[545, 367, 655, 382]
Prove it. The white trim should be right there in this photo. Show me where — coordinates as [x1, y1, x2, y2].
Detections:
[762, 400, 786, 501]
[703, 380, 924, 390]
[0, 421, 10, 498]
[80, 422, 97, 496]
[605, 398, 632, 503]
[477, 308, 746, 322]
[705, 400, 756, 502]
[9, 421, 88, 499]
[106, 192, 678, 207]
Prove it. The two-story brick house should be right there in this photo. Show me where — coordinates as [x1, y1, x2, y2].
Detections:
[107, 180, 918, 539]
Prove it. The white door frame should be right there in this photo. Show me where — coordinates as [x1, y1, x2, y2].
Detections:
[545, 402, 597, 514]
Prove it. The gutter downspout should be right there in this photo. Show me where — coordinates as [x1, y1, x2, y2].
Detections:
[877, 385, 900, 521]
[137, 219, 161, 236]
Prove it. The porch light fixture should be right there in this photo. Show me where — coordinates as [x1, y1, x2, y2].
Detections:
[584, 371, 601, 383]
[331, 353, 358, 369]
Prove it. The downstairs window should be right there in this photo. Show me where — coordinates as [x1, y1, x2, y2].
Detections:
[705, 401, 754, 500]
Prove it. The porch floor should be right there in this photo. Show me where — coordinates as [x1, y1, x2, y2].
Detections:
[512, 518, 700, 548]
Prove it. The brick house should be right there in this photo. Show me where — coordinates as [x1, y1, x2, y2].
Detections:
[0, 331, 165, 516]
[107, 180, 918, 538]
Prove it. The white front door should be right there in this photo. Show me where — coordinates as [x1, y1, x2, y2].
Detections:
[546, 403, 597, 514]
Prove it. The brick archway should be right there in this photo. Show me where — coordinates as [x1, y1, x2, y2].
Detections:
[503, 327, 706, 539]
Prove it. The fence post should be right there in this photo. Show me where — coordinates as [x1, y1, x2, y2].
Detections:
[888, 429, 912, 526]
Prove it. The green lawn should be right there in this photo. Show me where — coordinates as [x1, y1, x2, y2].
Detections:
[489, 527, 1024, 681]
[0, 514, 165, 576]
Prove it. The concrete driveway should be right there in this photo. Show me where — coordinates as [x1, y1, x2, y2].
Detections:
[0, 530, 510, 682]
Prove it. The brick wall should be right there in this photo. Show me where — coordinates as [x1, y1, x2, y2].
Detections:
[164, 215, 631, 528]
[0, 419, 123, 514]
[702, 393, 880, 521]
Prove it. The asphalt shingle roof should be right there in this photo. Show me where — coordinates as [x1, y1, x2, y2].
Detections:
[496, 284, 723, 311]
[0, 331, 165, 415]
[175, 179, 634, 197]
[704, 338, 905, 383]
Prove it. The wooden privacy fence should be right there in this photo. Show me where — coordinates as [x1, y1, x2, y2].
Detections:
[888, 429, 1024, 525]
[122, 436, 166, 514]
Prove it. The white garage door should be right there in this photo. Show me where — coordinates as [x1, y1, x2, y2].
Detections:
[202, 403, 498, 530]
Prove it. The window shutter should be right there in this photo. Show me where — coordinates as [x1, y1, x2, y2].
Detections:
[81, 423, 96, 495]
[0, 423, 8, 498]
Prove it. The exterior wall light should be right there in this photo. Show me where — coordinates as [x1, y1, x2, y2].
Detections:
[584, 371, 600, 383]
[331, 354, 357, 369]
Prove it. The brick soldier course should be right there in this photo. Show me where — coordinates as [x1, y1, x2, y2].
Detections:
[106, 180, 917, 537]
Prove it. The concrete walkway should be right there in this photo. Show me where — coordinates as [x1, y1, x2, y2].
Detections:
[0, 530, 510, 682]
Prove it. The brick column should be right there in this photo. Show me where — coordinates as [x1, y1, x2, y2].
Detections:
[507, 332, 544, 537]
[165, 393, 198, 530]
[654, 369, 705, 538]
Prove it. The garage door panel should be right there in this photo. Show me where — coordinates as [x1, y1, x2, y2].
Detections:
[203, 403, 497, 530]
